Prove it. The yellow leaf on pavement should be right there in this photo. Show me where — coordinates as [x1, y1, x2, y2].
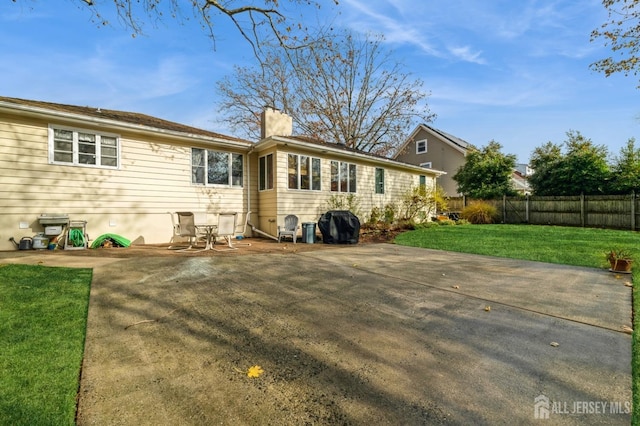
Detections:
[247, 365, 264, 378]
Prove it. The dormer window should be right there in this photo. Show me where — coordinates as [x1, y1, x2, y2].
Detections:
[416, 139, 427, 154]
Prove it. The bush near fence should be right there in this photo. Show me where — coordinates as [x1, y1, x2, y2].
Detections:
[446, 194, 640, 231]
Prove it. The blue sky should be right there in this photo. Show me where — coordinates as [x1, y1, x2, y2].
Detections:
[1, 0, 638, 164]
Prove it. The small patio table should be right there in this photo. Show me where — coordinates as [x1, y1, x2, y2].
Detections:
[195, 224, 217, 251]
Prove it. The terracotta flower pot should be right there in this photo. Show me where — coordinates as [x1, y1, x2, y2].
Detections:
[610, 259, 633, 273]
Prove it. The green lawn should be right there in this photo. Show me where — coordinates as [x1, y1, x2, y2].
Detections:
[395, 224, 640, 424]
[0, 264, 92, 426]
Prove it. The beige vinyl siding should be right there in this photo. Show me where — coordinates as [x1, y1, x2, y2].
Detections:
[274, 150, 326, 229]
[245, 153, 259, 229]
[253, 148, 278, 235]
[271, 150, 320, 235]
[0, 114, 248, 250]
[267, 148, 435, 234]
[356, 163, 435, 222]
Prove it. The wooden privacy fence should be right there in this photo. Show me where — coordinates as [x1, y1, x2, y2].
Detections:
[448, 194, 640, 231]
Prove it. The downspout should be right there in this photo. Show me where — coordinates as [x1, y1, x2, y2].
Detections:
[247, 145, 253, 217]
[249, 223, 278, 241]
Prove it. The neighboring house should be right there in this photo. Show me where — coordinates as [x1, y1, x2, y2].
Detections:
[511, 170, 531, 195]
[512, 164, 533, 195]
[0, 97, 442, 251]
[515, 163, 534, 177]
[393, 124, 472, 197]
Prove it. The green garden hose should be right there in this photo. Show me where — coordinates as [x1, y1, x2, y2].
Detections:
[68, 228, 86, 247]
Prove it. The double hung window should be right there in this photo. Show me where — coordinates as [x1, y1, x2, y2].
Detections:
[50, 126, 119, 168]
[375, 168, 385, 194]
[330, 161, 356, 193]
[416, 139, 427, 154]
[192, 148, 243, 186]
[259, 154, 274, 190]
[287, 154, 321, 190]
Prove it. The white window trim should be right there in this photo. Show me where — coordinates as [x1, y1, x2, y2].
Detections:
[420, 161, 432, 169]
[191, 148, 243, 187]
[416, 139, 427, 154]
[375, 167, 385, 195]
[330, 160, 357, 193]
[48, 125, 120, 169]
[287, 153, 322, 191]
[259, 153, 274, 191]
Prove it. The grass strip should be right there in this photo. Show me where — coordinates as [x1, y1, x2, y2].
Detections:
[634, 268, 640, 425]
[395, 224, 638, 268]
[0, 263, 92, 425]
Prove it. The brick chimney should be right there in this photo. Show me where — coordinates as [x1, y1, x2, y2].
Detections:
[260, 107, 293, 139]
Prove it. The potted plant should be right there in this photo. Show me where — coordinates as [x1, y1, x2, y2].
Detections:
[606, 248, 634, 273]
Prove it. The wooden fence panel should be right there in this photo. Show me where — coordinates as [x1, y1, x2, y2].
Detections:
[445, 194, 639, 231]
[585, 195, 632, 229]
[504, 198, 527, 223]
[447, 197, 465, 212]
[529, 196, 582, 226]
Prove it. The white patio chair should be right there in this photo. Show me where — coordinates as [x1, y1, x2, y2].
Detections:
[212, 212, 238, 251]
[233, 211, 252, 246]
[277, 214, 300, 243]
[168, 211, 200, 250]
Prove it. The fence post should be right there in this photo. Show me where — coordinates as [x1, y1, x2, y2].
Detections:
[580, 193, 585, 227]
[503, 195, 507, 223]
[526, 194, 530, 223]
[632, 192, 636, 231]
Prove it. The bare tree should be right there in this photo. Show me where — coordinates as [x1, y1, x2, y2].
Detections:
[12, 0, 338, 56]
[591, 0, 640, 87]
[217, 30, 435, 155]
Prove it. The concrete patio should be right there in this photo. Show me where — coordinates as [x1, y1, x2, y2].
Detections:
[0, 242, 632, 424]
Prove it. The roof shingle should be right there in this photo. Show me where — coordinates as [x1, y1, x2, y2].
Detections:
[0, 96, 247, 143]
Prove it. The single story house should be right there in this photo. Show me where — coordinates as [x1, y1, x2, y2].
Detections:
[0, 97, 443, 251]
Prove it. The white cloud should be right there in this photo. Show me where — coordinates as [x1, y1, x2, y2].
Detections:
[341, 0, 442, 57]
[447, 46, 486, 65]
